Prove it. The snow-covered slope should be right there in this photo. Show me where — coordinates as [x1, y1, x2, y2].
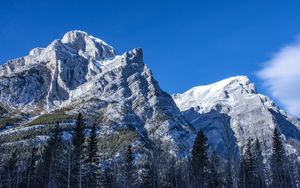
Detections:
[0, 30, 191, 156]
[173, 76, 300, 157]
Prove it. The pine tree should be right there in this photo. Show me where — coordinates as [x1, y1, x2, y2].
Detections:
[190, 129, 209, 187]
[124, 145, 135, 188]
[72, 113, 86, 188]
[238, 138, 266, 188]
[36, 123, 62, 187]
[238, 154, 246, 188]
[161, 156, 177, 188]
[244, 138, 255, 187]
[26, 147, 38, 188]
[4, 150, 18, 188]
[270, 127, 292, 188]
[139, 158, 154, 188]
[253, 138, 266, 188]
[100, 167, 115, 188]
[85, 123, 99, 187]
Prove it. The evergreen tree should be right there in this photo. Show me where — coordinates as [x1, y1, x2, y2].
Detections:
[123, 145, 135, 188]
[72, 113, 86, 188]
[36, 123, 62, 187]
[244, 138, 255, 187]
[161, 157, 177, 188]
[139, 158, 154, 188]
[54, 134, 73, 188]
[190, 129, 209, 187]
[100, 167, 115, 188]
[238, 138, 266, 188]
[3, 150, 18, 188]
[253, 138, 266, 188]
[85, 123, 99, 188]
[26, 147, 38, 188]
[238, 154, 246, 188]
[270, 127, 292, 188]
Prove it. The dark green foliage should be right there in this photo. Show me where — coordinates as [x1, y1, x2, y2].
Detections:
[123, 145, 135, 188]
[161, 157, 177, 188]
[72, 113, 86, 188]
[85, 123, 100, 187]
[238, 138, 267, 188]
[190, 129, 209, 187]
[270, 128, 292, 188]
[98, 129, 138, 159]
[238, 154, 246, 188]
[253, 139, 267, 188]
[2, 150, 19, 188]
[36, 123, 63, 187]
[2, 112, 300, 188]
[29, 111, 74, 125]
[25, 147, 38, 188]
[244, 138, 255, 187]
[139, 159, 154, 188]
[100, 167, 115, 188]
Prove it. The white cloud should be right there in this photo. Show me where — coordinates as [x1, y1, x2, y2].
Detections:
[257, 38, 300, 117]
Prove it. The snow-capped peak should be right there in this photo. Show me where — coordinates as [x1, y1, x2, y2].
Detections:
[61, 30, 116, 60]
[187, 76, 253, 95]
[62, 30, 108, 46]
[173, 76, 300, 158]
[173, 76, 256, 112]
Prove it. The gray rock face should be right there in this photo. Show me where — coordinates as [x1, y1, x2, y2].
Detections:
[0, 30, 191, 156]
[173, 76, 300, 157]
[0, 30, 117, 111]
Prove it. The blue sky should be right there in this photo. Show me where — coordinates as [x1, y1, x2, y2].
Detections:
[1, 0, 300, 116]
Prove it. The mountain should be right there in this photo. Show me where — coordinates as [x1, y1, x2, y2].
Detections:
[173, 76, 300, 158]
[1, 30, 300, 161]
[0, 30, 191, 156]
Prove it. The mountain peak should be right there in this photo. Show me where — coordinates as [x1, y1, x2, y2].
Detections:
[180, 75, 255, 97]
[200, 75, 251, 90]
[61, 30, 116, 60]
[172, 75, 257, 112]
[220, 75, 250, 84]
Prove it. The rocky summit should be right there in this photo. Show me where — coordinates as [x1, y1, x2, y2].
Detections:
[173, 76, 300, 158]
[0, 30, 191, 157]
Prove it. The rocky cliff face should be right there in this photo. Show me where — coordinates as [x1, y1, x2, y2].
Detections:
[173, 76, 300, 157]
[0, 30, 116, 112]
[0, 30, 191, 156]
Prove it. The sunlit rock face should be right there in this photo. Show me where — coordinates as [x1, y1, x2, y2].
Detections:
[0, 30, 117, 111]
[0, 30, 191, 157]
[173, 76, 300, 157]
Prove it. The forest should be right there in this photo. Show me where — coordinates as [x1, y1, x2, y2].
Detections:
[0, 113, 299, 188]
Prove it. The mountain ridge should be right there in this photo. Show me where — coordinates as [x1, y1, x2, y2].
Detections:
[0, 30, 192, 157]
[173, 75, 300, 157]
[0, 30, 299, 161]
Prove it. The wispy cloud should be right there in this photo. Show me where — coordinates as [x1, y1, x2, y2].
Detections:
[257, 38, 300, 117]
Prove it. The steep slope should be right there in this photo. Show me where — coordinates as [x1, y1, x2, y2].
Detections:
[0, 30, 191, 157]
[0, 30, 115, 112]
[173, 76, 300, 157]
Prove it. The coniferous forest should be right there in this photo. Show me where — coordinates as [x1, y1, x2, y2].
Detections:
[0, 113, 299, 188]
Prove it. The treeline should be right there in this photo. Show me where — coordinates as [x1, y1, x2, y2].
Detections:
[0, 113, 299, 188]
